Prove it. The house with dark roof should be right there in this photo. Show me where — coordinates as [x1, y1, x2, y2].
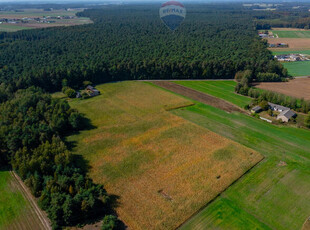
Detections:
[268, 102, 290, 112]
[277, 110, 297, 122]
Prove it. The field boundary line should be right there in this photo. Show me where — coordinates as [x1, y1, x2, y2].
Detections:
[10, 171, 51, 230]
[151, 81, 248, 114]
[176, 157, 266, 229]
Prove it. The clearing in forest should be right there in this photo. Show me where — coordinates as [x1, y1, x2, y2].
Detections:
[67, 81, 262, 230]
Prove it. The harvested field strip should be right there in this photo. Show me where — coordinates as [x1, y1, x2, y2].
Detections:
[255, 78, 310, 100]
[0, 171, 50, 230]
[151, 81, 245, 113]
[267, 38, 310, 50]
[173, 81, 251, 108]
[67, 81, 262, 230]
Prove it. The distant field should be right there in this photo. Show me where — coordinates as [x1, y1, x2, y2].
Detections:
[172, 101, 310, 230]
[0, 9, 91, 32]
[273, 30, 310, 38]
[255, 78, 310, 100]
[268, 38, 310, 51]
[67, 81, 262, 230]
[0, 171, 47, 230]
[273, 50, 310, 55]
[0, 9, 81, 19]
[173, 80, 251, 108]
[272, 50, 310, 77]
[0, 24, 32, 32]
[281, 62, 310, 77]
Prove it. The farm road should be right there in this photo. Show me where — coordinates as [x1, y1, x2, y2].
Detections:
[151, 81, 245, 113]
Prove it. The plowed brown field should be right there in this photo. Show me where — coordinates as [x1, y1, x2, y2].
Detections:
[255, 78, 310, 100]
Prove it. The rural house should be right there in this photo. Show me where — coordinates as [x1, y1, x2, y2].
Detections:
[268, 102, 290, 112]
[86, 85, 100, 97]
[277, 110, 296, 122]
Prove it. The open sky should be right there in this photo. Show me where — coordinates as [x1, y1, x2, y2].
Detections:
[0, 0, 305, 3]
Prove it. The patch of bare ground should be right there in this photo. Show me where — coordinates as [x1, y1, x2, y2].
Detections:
[254, 78, 310, 100]
[267, 38, 310, 51]
[302, 217, 310, 230]
[151, 81, 245, 113]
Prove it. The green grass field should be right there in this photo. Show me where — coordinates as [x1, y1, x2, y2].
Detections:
[0, 24, 32, 32]
[273, 30, 310, 38]
[173, 102, 310, 230]
[281, 62, 310, 77]
[173, 81, 251, 108]
[272, 50, 310, 77]
[273, 50, 310, 55]
[0, 171, 26, 229]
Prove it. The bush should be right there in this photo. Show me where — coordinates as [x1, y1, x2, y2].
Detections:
[65, 88, 76, 98]
[101, 215, 119, 230]
[259, 100, 269, 111]
[305, 113, 310, 128]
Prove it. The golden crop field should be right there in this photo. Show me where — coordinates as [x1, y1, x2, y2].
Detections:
[67, 81, 263, 230]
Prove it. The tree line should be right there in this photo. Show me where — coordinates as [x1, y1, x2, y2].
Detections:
[0, 87, 120, 229]
[0, 4, 288, 96]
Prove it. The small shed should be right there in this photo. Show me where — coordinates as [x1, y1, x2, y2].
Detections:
[76, 92, 82, 98]
[251, 106, 262, 113]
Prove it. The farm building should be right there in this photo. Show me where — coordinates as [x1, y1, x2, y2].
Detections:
[277, 109, 296, 122]
[86, 85, 100, 97]
[274, 54, 309, 62]
[268, 102, 290, 112]
[251, 105, 262, 113]
[269, 43, 288, 48]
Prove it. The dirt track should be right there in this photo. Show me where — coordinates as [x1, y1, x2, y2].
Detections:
[9, 171, 51, 230]
[152, 81, 245, 113]
[255, 78, 310, 100]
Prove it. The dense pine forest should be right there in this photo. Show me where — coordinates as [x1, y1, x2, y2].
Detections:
[0, 3, 289, 229]
[0, 4, 287, 96]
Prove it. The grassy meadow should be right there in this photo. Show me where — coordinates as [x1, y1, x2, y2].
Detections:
[273, 30, 310, 38]
[0, 171, 26, 229]
[0, 24, 32, 32]
[173, 80, 251, 108]
[281, 61, 310, 77]
[0, 171, 47, 230]
[67, 81, 262, 230]
[173, 102, 310, 230]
